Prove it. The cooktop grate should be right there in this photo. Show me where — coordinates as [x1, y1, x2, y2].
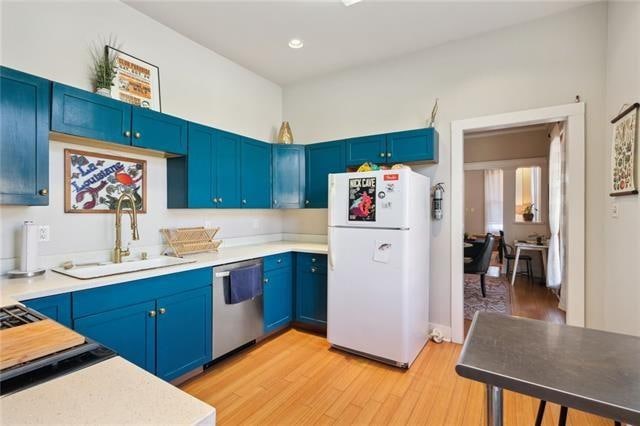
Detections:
[0, 305, 44, 330]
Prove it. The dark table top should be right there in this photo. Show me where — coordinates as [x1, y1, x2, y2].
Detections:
[456, 313, 640, 425]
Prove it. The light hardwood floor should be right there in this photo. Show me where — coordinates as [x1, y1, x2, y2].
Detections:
[180, 328, 609, 425]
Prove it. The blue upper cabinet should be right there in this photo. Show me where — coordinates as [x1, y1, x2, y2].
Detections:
[305, 141, 345, 208]
[156, 286, 212, 381]
[240, 137, 271, 208]
[183, 123, 216, 208]
[22, 293, 72, 328]
[215, 130, 241, 208]
[74, 300, 157, 374]
[0, 67, 50, 206]
[131, 107, 187, 155]
[345, 135, 387, 166]
[51, 82, 132, 146]
[272, 145, 305, 209]
[386, 128, 438, 163]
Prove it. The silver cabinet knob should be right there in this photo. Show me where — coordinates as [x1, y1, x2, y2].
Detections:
[311, 267, 317, 273]
[380, 152, 385, 158]
[277, 259, 282, 263]
[242, 199, 247, 204]
[387, 152, 392, 158]
[134, 132, 141, 139]
[159, 308, 166, 315]
[311, 258, 317, 263]
[149, 310, 156, 317]
[305, 200, 310, 205]
[263, 278, 269, 284]
[219, 197, 223, 203]
[213, 198, 218, 203]
[124, 130, 131, 137]
[39, 188, 48, 196]
[273, 200, 278, 206]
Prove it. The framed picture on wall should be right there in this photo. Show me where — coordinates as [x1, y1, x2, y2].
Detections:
[64, 149, 147, 213]
[610, 102, 639, 196]
[107, 46, 161, 111]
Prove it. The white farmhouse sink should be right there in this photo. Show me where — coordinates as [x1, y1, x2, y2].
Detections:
[51, 256, 197, 280]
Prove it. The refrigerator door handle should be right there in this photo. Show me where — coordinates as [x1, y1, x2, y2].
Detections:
[328, 228, 335, 271]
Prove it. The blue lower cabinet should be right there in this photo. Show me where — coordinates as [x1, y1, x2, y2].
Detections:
[263, 267, 293, 333]
[22, 293, 72, 328]
[295, 254, 328, 328]
[74, 300, 157, 374]
[156, 286, 212, 381]
[0, 67, 50, 206]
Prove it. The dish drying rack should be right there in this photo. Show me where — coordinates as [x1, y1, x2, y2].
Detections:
[160, 227, 222, 257]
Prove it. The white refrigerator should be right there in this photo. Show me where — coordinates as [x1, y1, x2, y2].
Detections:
[327, 169, 430, 368]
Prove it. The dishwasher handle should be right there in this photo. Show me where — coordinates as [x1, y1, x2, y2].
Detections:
[215, 271, 230, 278]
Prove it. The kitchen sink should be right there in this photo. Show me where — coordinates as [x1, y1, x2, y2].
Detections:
[51, 256, 197, 280]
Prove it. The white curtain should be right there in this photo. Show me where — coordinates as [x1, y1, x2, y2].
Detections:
[484, 169, 503, 234]
[547, 124, 564, 290]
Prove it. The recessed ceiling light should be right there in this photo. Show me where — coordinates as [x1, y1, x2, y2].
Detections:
[342, 0, 362, 6]
[288, 38, 304, 49]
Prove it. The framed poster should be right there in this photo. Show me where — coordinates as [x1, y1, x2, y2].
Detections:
[610, 102, 639, 196]
[349, 177, 376, 221]
[64, 149, 146, 213]
[107, 46, 161, 111]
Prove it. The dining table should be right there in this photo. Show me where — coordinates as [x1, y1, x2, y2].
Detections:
[456, 312, 640, 426]
[510, 241, 549, 285]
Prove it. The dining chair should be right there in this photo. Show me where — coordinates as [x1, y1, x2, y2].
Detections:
[499, 230, 533, 282]
[464, 233, 495, 297]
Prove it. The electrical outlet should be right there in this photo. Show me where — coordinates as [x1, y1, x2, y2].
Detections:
[204, 221, 212, 229]
[611, 203, 619, 219]
[38, 225, 50, 242]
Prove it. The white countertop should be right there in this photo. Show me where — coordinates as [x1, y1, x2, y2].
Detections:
[0, 356, 216, 425]
[0, 241, 328, 307]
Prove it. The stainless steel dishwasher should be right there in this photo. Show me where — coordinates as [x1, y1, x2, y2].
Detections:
[213, 258, 264, 360]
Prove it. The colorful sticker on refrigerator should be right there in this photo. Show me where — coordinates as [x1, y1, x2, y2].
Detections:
[349, 177, 376, 221]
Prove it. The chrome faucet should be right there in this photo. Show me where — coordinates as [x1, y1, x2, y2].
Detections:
[113, 193, 140, 263]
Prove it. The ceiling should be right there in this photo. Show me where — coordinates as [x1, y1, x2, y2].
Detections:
[125, 1, 589, 86]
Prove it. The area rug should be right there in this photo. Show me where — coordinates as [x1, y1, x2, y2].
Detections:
[464, 274, 511, 320]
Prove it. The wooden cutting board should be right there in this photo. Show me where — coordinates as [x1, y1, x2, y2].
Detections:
[0, 319, 85, 370]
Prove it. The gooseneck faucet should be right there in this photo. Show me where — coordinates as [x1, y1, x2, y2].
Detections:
[113, 193, 140, 263]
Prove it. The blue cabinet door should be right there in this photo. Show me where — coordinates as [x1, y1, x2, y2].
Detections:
[272, 145, 305, 209]
[74, 300, 156, 374]
[305, 142, 345, 208]
[240, 138, 271, 208]
[22, 293, 72, 328]
[295, 257, 327, 328]
[263, 267, 293, 333]
[156, 286, 212, 381]
[0, 67, 50, 205]
[184, 123, 216, 208]
[386, 128, 438, 163]
[51, 82, 132, 146]
[214, 130, 241, 208]
[345, 135, 387, 166]
[131, 107, 188, 155]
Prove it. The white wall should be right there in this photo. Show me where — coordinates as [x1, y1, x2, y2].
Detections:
[603, 1, 640, 337]
[0, 1, 283, 268]
[282, 3, 608, 331]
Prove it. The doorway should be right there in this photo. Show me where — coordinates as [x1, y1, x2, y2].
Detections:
[450, 103, 585, 344]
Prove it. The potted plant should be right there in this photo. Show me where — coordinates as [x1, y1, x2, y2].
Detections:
[91, 37, 119, 97]
[522, 203, 537, 222]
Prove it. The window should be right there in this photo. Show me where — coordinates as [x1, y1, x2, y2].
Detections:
[484, 169, 503, 233]
[515, 166, 541, 222]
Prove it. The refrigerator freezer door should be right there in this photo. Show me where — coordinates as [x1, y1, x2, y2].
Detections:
[327, 226, 410, 364]
[328, 170, 411, 229]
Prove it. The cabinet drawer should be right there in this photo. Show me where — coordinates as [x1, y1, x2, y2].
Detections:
[296, 253, 327, 270]
[73, 268, 212, 318]
[263, 252, 293, 271]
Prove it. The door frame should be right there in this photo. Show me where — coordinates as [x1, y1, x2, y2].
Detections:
[450, 103, 585, 343]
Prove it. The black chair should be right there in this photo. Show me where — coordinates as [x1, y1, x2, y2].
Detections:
[535, 401, 621, 426]
[499, 230, 533, 282]
[464, 233, 494, 297]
